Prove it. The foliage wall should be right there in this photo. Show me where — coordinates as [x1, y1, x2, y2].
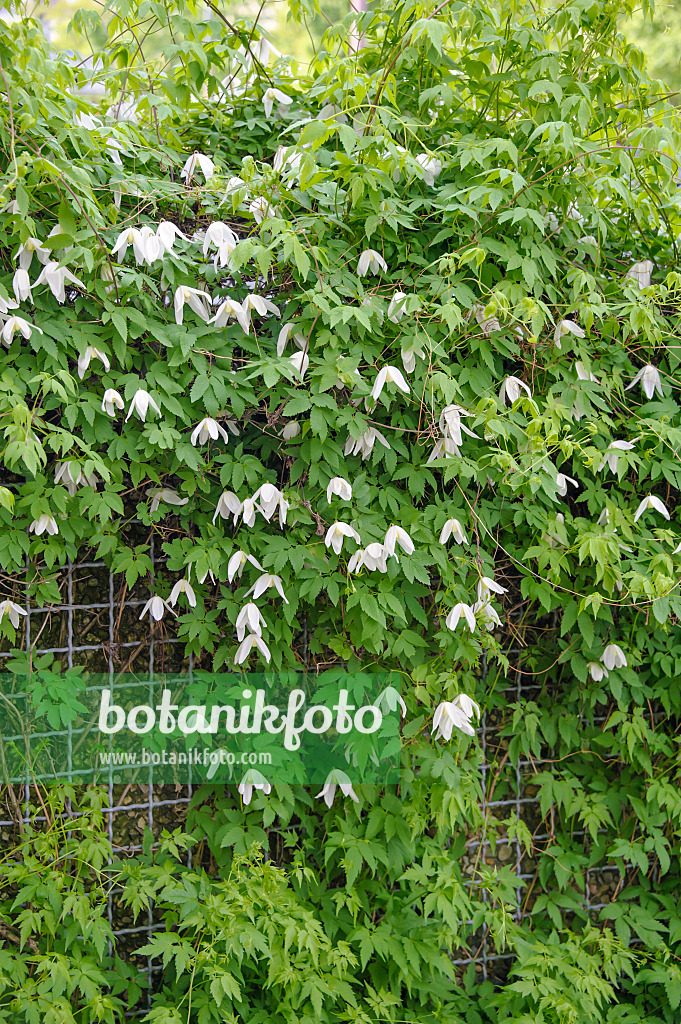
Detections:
[0, 0, 681, 1021]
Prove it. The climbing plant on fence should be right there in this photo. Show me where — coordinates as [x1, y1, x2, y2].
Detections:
[0, 0, 680, 1020]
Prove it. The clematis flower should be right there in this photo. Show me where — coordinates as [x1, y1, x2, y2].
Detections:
[374, 685, 407, 717]
[29, 514, 58, 536]
[238, 768, 271, 805]
[348, 542, 388, 574]
[168, 578, 197, 608]
[210, 297, 250, 333]
[634, 495, 670, 522]
[191, 417, 231, 446]
[1, 316, 42, 347]
[249, 196, 278, 223]
[245, 573, 289, 604]
[174, 286, 212, 325]
[234, 632, 271, 665]
[277, 322, 307, 356]
[415, 153, 442, 186]
[601, 644, 627, 670]
[598, 439, 635, 474]
[290, 350, 310, 380]
[499, 376, 531, 406]
[156, 221, 187, 254]
[345, 426, 392, 460]
[433, 694, 481, 740]
[556, 473, 579, 497]
[357, 249, 388, 276]
[227, 550, 263, 583]
[273, 145, 301, 177]
[371, 365, 410, 402]
[214, 492, 244, 525]
[387, 291, 408, 323]
[327, 477, 352, 503]
[77, 346, 110, 380]
[554, 319, 586, 349]
[253, 483, 287, 525]
[202, 222, 238, 257]
[439, 405, 478, 448]
[473, 601, 502, 631]
[262, 87, 292, 118]
[34, 262, 85, 303]
[15, 237, 50, 271]
[625, 260, 653, 289]
[242, 294, 280, 324]
[401, 343, 424, 373]
[236, 602, 266, 641]
[55, 462, 97, 495]
[181, 152, 215, 182]
[281, 421, 300, 439]
[446, 603, 476, 632]
[588, 661, 608, 681]
[0, 599, 26, 628]
[139, 596, 175, 622]
[102, 389, 124, 417]
[138, 225, 162, 265]
[625, 364, 664, 401]
[111, 227, 144, 264]
[575, 361, 600, 383]
[325, 522, 361, 555]
[125, 388, 161, 422]
[316, 769, 358, 807]
[147, 487, 188, 513]
[439, 518, 467, 545]
[13, 268, 32, 303]
[477, 576, 507, 603]
[384, 524, 415, 557]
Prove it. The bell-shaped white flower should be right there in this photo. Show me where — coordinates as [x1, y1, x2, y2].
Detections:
[191, 416, 231, 446]
[34, 262, 85, 303]
[439, 518, 467, 545]
[281, 421, 300, 439]
[147, 487, 188, 513]
[174, 286, 212, 325]
[245, 573, 289, 604]
[139, 596, 175, 622]
[598, 439, 636, 474]
[554, 319, 586, 349]
[473, 600, 502, 631]
[249, 196, 277, 223]
[327, 477, 352, 503]
[15, 236, 50, 271]
[168, 578, 197, 608]
[477, 576, 507, 603]
[432, 694, 480, 740]
[0, 600, 26, 628]
[13, 268, 32, 303]
[77, 345, 110, 380]
[235, 602, 267, 642]
[575, 361, 600, 384]
[371, 365, 410, 402]
[345, 426, 391, 460]
[273, 145, 301, 178]
[210, 297, 250, 334]
[633, 494, 670, 522]
[288, 350, 309, 380]
[234, 632, 271, 664]
[625, 260, 653, 289]
[588, 661, 608, 681]
[415, 153, 442, 186]
[1, 316, 42, 347]
[262, 87, 292, 118]
[349, 542, 388, 574]
[181, 152, 215, 182]
[625, 364, 663, 401]
[227, 550, 263, 583]
[111, 227, 143, 263]
[374, 685, 407, 718]
[325, 522, 361, 555]
[601, 644, 627, 670]
[446, 603, 476, 632]
[29, 513, 59, 536]
[214, 492, 244, 525]
[401, 343, 424, 374]
[499, 376, 531, 406]
[439, 405, 478, 447]
[202, 221, 238, 257]
[55, 462, 97, 496]
[125, 388, 161, 423]
[277, 322, 307, 356]
[387, 291, 408, 322]
[242, 294, 280, 324]
[238, 768, 271, 805]
[252, 483, 285, 524]
[357, 249, 388, 276]
[102, 389, 124, 417]
[383, 524, 414, 557]
[556, 473, 579, 497]
[316, 769, 358, 807]
[156, 221, 187, 254]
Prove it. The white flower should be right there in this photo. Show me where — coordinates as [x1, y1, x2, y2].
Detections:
[238, 768, 271, 805]
[227, 550, 263, 583]
[1, 316, 42, 347]
[181, 152, 215, 182]
[554, 319, 586, 349]
[0, 600, 26, 628]
[281, 421, 300, 439]
[242, 294, 280, 324]
[316, 769, 358, 807]
[249, 196, 277, 223]
[387, 291, 408, 322]
[499, 376, 531, 406]
[139, 596, 175, 622]
[477, 576, 507, 603]
[633, 494, 670, 522]
[223, 175, 246, 200]
[34, 262, 85, 303]
[252, 483, 286, 524]
[77, 345, 110, 380]
[13, 268, 32, 303]
[625, 260, 653, 289]
[214, 492, 244, 525]
[125, 388, 161, 423]
[29, 514, 58, 536]
[168, 579, 197, 608]
[598, 439, 635, 474]
[439, 405, 478, 447]
[55, 462, 97, 496]
[345, 426, 391, 460]
[374, 685, 407, 718]
[325, 522, 361, 555]
[174, 286, 212, 325]
[415, 153, 442, 186]
[588, 661, 608, 681]
[575, 361, 600, 383]
[236, 602, 267, 642]
[327, 477, 352, 503]
[156, 221, 187, 253]
[439, 518, 467, 545]
[474, 305, 500, 336]
[556, 473, 579, 497]
[111, 227, 144, 264]
[191, 417, 231, 446]
[102, 389, 124, 417]
[245, 573, 289, 604]
[0, 294, 18, 316]
[234, 632, 271, 665]
[147, 487, 188, 513]
[349, 542, 388, 574]
[263, 87, 292, 118]
[601, 644, 627, 670]
[432, 694, 481, 740]
[473, 600, 502, 631]
[357, 249, 388, 276]
[383, 524, 415, 557]
[289, 350, 309, 380]
[138, 225, 162, 265]
[15, 236, 50, 271]
[371, 365, 410, 402]
[277, 322, 307, 356]
[446, 603, 476, 632]
[210, 297, 250, 334]
[401, 344, 424, 374]
[202, 221, 238, 257]
[625, 364, 663, 401]
[273, 145, 301, 177]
